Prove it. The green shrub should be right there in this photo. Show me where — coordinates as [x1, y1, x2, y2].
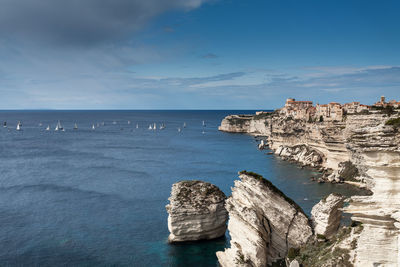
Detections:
[287, 247, 300, 261]
[385, 117, 400, 128]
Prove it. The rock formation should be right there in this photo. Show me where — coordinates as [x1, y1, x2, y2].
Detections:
[311, 193, 345, 239]
[219, 110, 400, 266]
[344, 120, 400, 266]
[216, 171, 313, 266]
[166, 180, 228, 242]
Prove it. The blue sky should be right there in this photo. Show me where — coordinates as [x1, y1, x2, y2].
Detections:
[0, 0, 399, 109]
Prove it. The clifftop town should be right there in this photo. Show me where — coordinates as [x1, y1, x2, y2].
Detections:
[279, 96, 399, 122]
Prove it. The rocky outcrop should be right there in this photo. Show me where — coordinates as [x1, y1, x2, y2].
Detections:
[216, 172, 313, 266]
[166, 180, 228, 242]
[275, 144, 324, 168]
[311, 193, 345, 239]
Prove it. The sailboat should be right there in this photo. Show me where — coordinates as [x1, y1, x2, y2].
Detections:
[159, 123, 166, 130]
[136, 123, 139, 129]
[128, 120, 131, 125]
[55, 121, 63, 131]
[178, 127, 181, 132]
[74, 123, 78, 130]
[46, 125, 50, 131]
[92, 124, 95, 130]
[16, 121, 22, 131]
[153, 123, 157, 130]
[3, 121, 6, 127]
[183, 122, 186, 128]
[148, 124, 153, 130]
[202, 120, 206, 127]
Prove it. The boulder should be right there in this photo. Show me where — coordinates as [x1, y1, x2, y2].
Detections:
[166, 180, 228, 242]
[311, 193, 345, 239]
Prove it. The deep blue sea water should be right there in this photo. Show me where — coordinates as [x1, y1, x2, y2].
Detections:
[0, 110, 364, 266]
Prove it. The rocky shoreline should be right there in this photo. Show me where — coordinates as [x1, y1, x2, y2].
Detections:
[216, 109, 400, 266]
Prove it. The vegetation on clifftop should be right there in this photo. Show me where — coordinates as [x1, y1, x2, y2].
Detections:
[385, 117, 400, 128]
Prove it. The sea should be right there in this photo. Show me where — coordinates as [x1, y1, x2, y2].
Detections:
[0, 110, 365, 267]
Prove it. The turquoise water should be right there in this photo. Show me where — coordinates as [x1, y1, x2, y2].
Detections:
[0, 111, 363, 266]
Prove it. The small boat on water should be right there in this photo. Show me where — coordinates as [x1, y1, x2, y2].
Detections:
[38, 122, 43, 127]
[136, 123, 139, 129]
[202, 130, 205, 134]
[202, 120, 206, 127]
[178, 127, 181, 132]
[74, 123, 78, 130]
[153, 123, 157, 130]
[183, 122, 186, 128]
[128, 120, 131, 125]
[148, 124, 153, 130]
[55, 121, 63, 131]
[3, 121, 6, 127]
[16, 121, 22, 131]
[159, 123, 166, 130]
[92, 124, 95, 130]
[46, 125, 50, 131]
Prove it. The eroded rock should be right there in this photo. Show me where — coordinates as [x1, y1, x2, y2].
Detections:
[311, 193, 345, 239]
[166, 180, 228, 242]
[216, 171, 313, 267]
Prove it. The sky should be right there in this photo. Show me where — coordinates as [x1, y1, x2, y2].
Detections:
[0, 0, 399, 109]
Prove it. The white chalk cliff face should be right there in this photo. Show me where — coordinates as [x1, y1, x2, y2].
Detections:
[216, 172, 313, 267]
[344, 119, 400, 267]
[166, 180, 228, 242]
[219, 111, 400, 266]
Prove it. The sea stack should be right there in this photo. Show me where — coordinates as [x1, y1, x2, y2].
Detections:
[216, 171, 313, 267]
[311, 193, 345, 239]
[166, 180, 228, 243]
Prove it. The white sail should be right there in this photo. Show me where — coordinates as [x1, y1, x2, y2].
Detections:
[46, 125, 50, 131]
[136, 123, 139, 129]
[202, 120, 206, 127]
[16, 122, 21, 131]
[178, 127, 181, 132]
[183, 122, 186, 128]
[92, 124, 95, 130]
[55, 120, 63, 131]
[148, 124, 152, 130]
[74, 123, 78, 130]
[153, 123, 156, 130]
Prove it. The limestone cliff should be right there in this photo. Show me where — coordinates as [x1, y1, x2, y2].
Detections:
[219, 111, 400, 266]
[216, 172, 313, 266]
[166, 180, 228, 242]
[344, 119, 400, 266]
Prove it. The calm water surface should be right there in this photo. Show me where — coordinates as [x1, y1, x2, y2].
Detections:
[0, 111, 363, 266]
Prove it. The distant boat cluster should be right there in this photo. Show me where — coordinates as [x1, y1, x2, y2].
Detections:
[2, 120, 207, 133]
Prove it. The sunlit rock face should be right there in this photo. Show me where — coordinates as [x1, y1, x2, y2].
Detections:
[344, 117, 400, 267]
[216, 172, 313, 267]
[311, 193, 345, 239]
[166, 180, 228, 242]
